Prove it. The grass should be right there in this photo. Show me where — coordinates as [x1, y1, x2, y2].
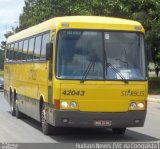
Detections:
[0, 70, 4, 77]
[148, 77, 160, 95]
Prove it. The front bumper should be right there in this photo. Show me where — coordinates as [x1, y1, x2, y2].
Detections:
[52, 110, 146, 128]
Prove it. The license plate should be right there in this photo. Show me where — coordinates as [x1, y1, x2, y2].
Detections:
[94, 120, 112, 126]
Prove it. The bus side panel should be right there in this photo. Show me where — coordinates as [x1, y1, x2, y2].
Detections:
[5, 62, 49, 122]
[4, 63, 14, 105]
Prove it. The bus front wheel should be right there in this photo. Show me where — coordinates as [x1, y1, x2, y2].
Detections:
[112, 128, 126, 134]
[41, 104, 53, 135]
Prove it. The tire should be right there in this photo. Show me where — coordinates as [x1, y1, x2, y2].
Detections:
[112, 128, 126, 134]
[15, 100, 23, 119]
[10, 92, 16, 116]
[41, 104, 54, 135]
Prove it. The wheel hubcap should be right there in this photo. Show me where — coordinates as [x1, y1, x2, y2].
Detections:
[42, 108, 47, 131]
[11, 100, 15, 112]
[15, 100, 18, 114]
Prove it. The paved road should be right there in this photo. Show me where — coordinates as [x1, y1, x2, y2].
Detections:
[0, 91, 160, 145]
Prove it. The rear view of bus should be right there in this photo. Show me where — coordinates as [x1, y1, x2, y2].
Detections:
[51, 17, 147, 135]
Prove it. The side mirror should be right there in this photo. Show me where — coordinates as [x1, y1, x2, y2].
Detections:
[46, 42, 53, 61]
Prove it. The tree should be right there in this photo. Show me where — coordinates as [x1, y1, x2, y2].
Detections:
[1, 31, 14, 50]
[2, 0, 160, 65]
[0, 31, 14, 70]
[0, 50, 4, 70]
[18, 0, 92, 30]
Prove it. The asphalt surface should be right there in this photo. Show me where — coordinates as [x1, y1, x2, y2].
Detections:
[0, 91, 160, 148]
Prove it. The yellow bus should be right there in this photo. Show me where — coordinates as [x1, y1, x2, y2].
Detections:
[4, 16, 148, 135]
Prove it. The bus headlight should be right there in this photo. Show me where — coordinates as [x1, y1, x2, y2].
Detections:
[137, 103, 144, 109]
[70, 101, 77, 108]
[61, 101, 68, 108]
[130, 102, 137, 110]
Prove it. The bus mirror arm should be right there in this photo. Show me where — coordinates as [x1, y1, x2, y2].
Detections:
[46, 42, 53, 80]
[46, 42, 53, 61]
[49, 62, 52, 80]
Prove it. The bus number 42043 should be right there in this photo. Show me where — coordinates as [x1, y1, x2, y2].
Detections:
[62, 90, 85, 96]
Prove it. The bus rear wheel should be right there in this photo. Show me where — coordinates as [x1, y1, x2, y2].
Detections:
[112, 128, 126, 134]
[41, 104, 53, 135]
[10, 93, 15, 116]
[15, 100, 23, 119]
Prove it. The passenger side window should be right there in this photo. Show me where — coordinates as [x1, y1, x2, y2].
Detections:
[27, 38, 35, 61]
[33, 35, 42, 60]
[13, 42, 18, 61]
[40, 33, 50, 60]
[22, 40, 28, 60]
[6, 44, 10, 61]
[9, 44, 14, 61]
[17, 41, 23, 60]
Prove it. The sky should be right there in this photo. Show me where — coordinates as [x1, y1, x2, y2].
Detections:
[0, 0, 25, 43]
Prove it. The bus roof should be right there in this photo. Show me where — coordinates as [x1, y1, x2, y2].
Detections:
[7, 16, 144, 43]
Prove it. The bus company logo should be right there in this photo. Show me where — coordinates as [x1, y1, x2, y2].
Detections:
[121, 90, 145, 97]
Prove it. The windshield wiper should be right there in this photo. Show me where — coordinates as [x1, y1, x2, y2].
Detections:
[80, 61, 95, 83]
[106, 62, 128, 83]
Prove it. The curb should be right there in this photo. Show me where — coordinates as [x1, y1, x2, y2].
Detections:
[147, 97, 160, 103]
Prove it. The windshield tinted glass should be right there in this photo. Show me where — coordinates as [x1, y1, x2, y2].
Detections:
[56, 30, 146, 81]
[105, 32, 145, 80]
[56, 30, 103, 80]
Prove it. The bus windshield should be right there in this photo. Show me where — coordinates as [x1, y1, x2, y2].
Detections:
[56, 30, 146, 81]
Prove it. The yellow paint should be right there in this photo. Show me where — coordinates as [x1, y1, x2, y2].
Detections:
[4, 62, 49, 102]
[4, 16, 147, 113]
[59, 81, 147, 112]
[7, 16, 144, 43]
